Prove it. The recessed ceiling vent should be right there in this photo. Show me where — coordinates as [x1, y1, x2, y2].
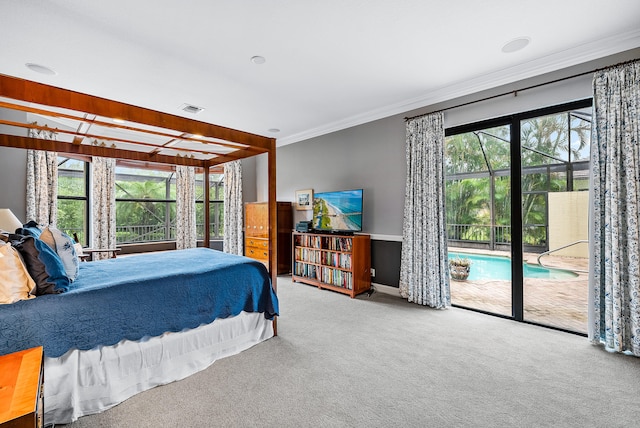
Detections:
[179, 103, 205, 114]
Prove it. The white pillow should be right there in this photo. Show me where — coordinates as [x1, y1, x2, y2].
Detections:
[0, 242, 36, 304]
[42, 226, 80, 281]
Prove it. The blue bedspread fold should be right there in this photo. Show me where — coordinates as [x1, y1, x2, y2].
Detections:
[0, 248, 279, 357]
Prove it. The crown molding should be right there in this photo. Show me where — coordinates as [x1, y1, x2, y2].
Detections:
[277, 29, 640, 147]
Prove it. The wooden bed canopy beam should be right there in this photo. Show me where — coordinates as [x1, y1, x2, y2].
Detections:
[0, 99, 262, 154]
[0, 118, 263, 162]
[0, 74, 273, 152]
[0, 134, 205, 167]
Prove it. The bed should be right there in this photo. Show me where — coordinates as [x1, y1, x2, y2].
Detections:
[0, 75, 281, 425]
[0, 248, 279, 424]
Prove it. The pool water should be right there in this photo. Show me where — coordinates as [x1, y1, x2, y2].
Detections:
[448, 252, 578, 281]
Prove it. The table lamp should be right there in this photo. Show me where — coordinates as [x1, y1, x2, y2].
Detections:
[0, 208, 23, 233]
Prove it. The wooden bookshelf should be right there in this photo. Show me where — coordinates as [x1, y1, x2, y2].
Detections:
[292, 231, 370, 298]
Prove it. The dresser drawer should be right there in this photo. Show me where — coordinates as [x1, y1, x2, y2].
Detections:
[245, 238, 269, 262]
[245, 247, 269, 261]
[246, 238, 269, 249]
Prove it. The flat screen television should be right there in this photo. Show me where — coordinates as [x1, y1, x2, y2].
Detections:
[312, 189, 363, 233]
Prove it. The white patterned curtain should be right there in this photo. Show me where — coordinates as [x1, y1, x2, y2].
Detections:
[589, 60, 640, 356]
[176, 165, 197, 249]
[91, 156, 116, 260]
[223, 160, 243, 255]
[399, 112, 450, 308]
[26, 128, 58, 227]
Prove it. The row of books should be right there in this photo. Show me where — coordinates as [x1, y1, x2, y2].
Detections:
[321, 267, 353, 289]
[294, 263, 321, 281]
[295, 235, 323, 249]
[294, 248, 352, 269]
[293, 262, 353, 290]
[325, 237, 353, 252]
[294, 235, 354, 252]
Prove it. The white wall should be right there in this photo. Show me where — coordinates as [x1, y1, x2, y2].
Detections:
[0, 108, 28, 220]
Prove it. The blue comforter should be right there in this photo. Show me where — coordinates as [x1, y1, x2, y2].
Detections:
[0, 248, 279, 357]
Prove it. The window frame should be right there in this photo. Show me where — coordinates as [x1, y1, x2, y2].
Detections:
[57, 155, 90, 246]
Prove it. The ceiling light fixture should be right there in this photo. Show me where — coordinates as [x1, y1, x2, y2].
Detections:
[251, 56, 266, 65]
[25, 63, 57, 75]
[268, 128, 280, 133]
[501, 37, 531, 53]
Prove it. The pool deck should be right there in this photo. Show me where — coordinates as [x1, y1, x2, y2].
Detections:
[448, 247, 589, 333]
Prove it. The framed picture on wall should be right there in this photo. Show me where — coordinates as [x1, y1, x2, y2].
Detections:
[295, 189, 313, 210]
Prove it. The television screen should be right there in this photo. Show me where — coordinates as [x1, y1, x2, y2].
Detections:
[312, 189, 363, 232]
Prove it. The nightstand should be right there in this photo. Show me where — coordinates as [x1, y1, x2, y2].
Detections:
[0, 347, 45, 428]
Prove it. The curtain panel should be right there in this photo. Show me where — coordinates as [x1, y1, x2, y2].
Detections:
[399, 112, 451, 308]
[176, 165, 197, 249]
[26, 128, 58, 227]
[589, 60, 640, 356]
[91, 156, 116, 261]
[223, 160, 243, 255]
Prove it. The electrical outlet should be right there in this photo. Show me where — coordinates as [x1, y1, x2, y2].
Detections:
[370, 268, 376, 277]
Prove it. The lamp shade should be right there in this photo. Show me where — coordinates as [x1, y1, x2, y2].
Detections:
[0, 209, 23, 233]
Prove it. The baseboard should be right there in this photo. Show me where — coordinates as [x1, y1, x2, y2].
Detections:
[372, 282, 400, 297]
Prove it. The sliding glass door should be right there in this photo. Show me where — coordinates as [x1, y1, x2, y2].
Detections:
[445, 99, 591, 334]
[445, 122, 512, 317]
[521, 107, 591, 333]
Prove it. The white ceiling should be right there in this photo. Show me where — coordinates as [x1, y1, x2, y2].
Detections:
[1, 0, 639, 147]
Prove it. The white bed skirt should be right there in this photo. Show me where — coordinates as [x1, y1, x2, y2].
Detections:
[44, 312, 274, 425]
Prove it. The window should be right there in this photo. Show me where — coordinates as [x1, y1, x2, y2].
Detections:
[57, 156, 89, 245]
[57, 160, 225, 245]
[445, 125, 511, 247]
[195, 172, 224, 240]
[115, 166, 176, 244]
[115, 165, 225, 244]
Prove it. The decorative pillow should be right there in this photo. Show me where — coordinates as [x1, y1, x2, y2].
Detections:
[0, 242, 36, 304]
[9, 234, 70, 295]
[41, 226, 79, 281]
[16, 220, 42, 238]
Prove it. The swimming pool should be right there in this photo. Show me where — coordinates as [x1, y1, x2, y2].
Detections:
[448, 252, 578, 281]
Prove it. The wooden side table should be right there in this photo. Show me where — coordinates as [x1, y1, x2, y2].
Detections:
[0, 347, 44, 428]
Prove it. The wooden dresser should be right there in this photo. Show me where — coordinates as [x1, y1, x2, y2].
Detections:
[0, 347, 44, 428]
[244, 202, 292, 274]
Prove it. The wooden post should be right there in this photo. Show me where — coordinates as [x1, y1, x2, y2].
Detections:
[203, 166, 210, 248]
[268, 140, 278, 336]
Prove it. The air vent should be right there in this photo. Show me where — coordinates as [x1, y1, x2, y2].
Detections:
[179, 103, 205, 114]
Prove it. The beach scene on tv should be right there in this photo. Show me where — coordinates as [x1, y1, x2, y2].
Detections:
[313, 189, 363, 232]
